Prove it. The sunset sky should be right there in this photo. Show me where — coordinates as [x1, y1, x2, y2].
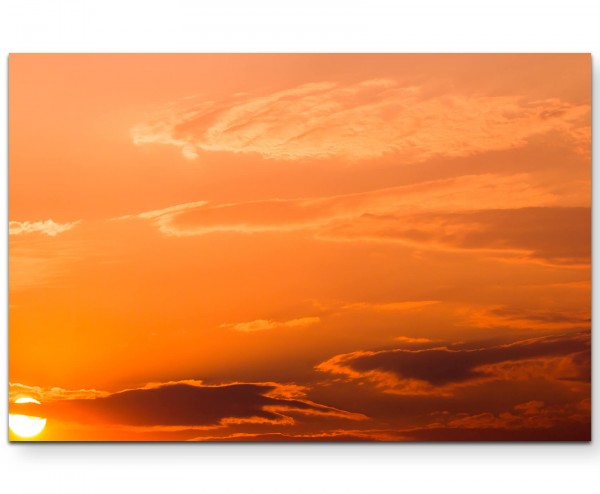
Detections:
[8, 54, 591, 441]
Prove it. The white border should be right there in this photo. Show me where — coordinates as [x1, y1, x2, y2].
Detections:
[1, 1, 598, 493]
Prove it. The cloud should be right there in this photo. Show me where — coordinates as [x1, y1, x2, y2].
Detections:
[464, 305, 591, 330]
[402, 398, 591, 441]
[118, 176, 588, 267]
[191, 429, 402, 442]
[394, 336, 436, 344]
[9, 381, 366, 428]
[9, 224, 90, 290]
[131, 79, 589, 161]
[426, 399, 589, 431]
[321, 207, 591, 266]
[190, 398, 591, 441]
[221, 316, 320, 333]
[9, 254, 73, 291]
[9, 383, 109, 402]
[119, 173, 560, 237]
[9, 219, 80, 236]
[316, 332, 590, 396]
[117, 201, 209, 221]
[342, 301, 439, 312]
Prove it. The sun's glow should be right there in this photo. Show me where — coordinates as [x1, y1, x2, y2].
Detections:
[9, 397, 47, 438]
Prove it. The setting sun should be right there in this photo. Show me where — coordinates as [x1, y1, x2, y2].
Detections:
[8, 397, 47, 438]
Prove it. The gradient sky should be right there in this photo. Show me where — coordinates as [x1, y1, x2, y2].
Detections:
[8, 54, 591, 441]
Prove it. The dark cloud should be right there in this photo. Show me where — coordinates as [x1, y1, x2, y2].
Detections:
[317, 332, 590, 391]
[10, 382, 364, 427]
[402, 424, 590, 441]
[402, 398, 591, 441]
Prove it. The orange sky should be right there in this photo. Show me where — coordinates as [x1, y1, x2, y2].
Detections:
[8, 54, 590, 441]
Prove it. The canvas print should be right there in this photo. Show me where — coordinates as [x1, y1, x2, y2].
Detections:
[8, 54, 591, 441]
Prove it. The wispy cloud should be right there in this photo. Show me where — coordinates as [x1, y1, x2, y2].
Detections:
[118, 173, 559, 237]
[321, 207, 591, 267]
[394, 336, 436, 344]
[116, 174, 589, 266]
[9, 219, 80, 236]
[342, 301, 439, 312]
[221, 316, 320, 333]
[131, 80, 589, 162]
[9, 382, 109, 402]
[9, 222, 89, 291]
[191, 429, 400, 442]
[463, 305, 591, 331]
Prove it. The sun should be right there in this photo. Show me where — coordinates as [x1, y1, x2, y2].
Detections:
[9, 397, 47, 438]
